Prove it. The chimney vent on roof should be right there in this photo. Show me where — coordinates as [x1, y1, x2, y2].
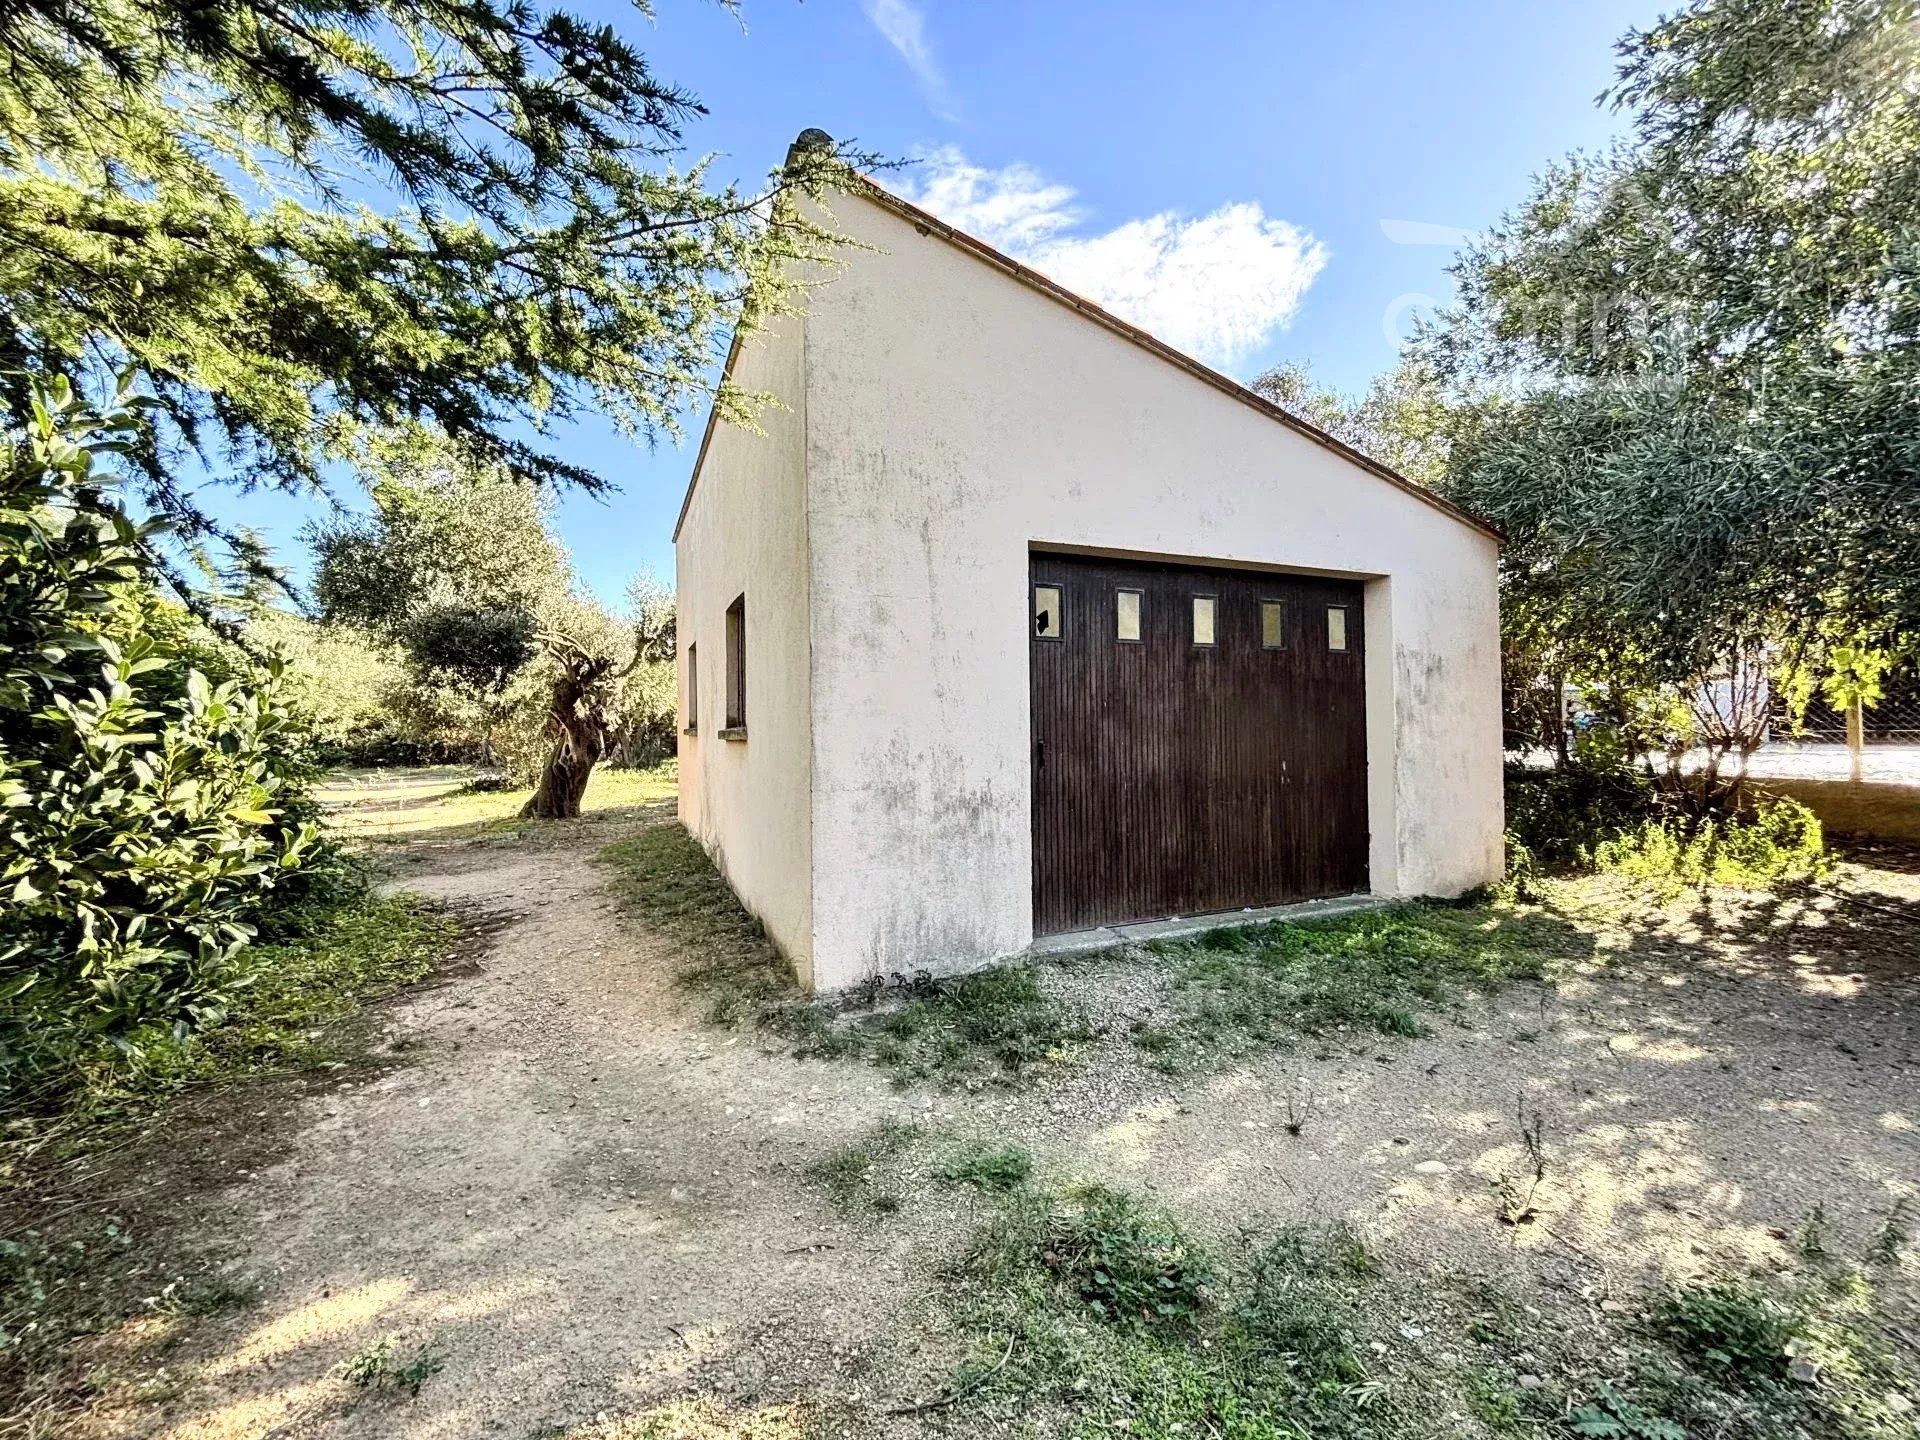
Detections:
[786, 127, 835, 167]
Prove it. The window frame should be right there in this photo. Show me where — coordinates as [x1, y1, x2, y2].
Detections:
[722, 593, 748, 737]
[1326, 604, 1350, 653]
[683, 641, 698, 735]
[1260, 599, 1288, 651]
[1032, 582, 1065, 641]
[1191, 593, 1219, 648]
[1114, 587, 1144, 644]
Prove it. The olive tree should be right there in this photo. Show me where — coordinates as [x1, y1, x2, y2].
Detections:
[1416, 0, 1920, 800]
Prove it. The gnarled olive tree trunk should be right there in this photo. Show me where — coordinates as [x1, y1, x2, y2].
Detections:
[519, 646, 618, 820]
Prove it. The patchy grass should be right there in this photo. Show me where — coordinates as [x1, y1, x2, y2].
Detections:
[27, 893, 455, 1139]
[0, 885, 458, 1424]
[3, 889, 457, 1177]
[553, 1397, 827, 1439]
[804, 1119, 922, 1213]
[324, 763, 677, 847]
[926, 1178, 1920, 1440]
[599, 824, 1094, 1088]
[596, 821, 790, 1025]
[1131, 905, 1565, 1073]
[946, 1187, 1526, 1439]
[845, 964, 1094, 1089]
[600, 816, 1585, 1090]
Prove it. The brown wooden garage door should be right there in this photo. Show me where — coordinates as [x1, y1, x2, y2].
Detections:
[1029, 551, 1368, 935]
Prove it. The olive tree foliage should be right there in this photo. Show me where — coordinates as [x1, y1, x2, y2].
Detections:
[1414, 0, 1920, 798]
[243, 607, 449, 764]
[308, 436, 566, 764]
[608, 571, 678, 768]
[1248, 359, 1451, 486]
[0, 380, 323, 1091]
[0, 0, 864, 569]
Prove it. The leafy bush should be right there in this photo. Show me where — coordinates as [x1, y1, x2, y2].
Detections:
[0, 379, 329, 1099]
[1595, 796, 1827, 893]
[1504, 760, 1657, 871]
[1505, 762, 1828, 895]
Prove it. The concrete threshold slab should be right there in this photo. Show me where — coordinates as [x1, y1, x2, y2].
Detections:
[1028, 893, 1392, 959]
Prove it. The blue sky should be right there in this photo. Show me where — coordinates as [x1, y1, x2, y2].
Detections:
[206, 0, 1662, 607]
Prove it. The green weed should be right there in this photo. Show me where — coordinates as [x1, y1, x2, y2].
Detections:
[1042, 1185, 1213, 1330]
[937, 1141, 1033, 1192]
[1594, 796, 1828, 895]
[343, 1334, 445, 1396]
[1866, 1199, 1910, 1266]
[1652, 1280, 1802, 1382]
[1568, 1380, 1685, 1439]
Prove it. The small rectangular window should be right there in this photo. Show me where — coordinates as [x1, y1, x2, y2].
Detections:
[1260, 600, 1287, 650]
[724, 593, 747, 731]
[1115, 588, 1142, 643]
[1033, 583, 1063, 639]
[1192, 595, 1217, 647]
[684, 641, 698, 733]
[1327, 605, 1349, 652]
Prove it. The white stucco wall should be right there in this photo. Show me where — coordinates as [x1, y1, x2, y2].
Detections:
[795, 190, 1503, 992]
[674, 317, 815, 986]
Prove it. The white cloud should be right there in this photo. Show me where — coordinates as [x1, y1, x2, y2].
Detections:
[890, 148, 1327, 367]
[863, 0, 955, 119]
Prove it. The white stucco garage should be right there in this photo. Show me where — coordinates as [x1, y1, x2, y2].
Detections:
[674, 141, 1504, 994]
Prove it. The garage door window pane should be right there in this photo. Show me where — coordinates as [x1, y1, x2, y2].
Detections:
[1327, 605, 1349, 652]
[1034, 584, 1063, 639]
[1116, 589, 1142, 642]
[1192, 595, 1217, 646]
[1261, 600, 1286, 649]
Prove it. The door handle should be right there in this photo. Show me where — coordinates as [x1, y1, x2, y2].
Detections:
[1036, 738, 1047, 770]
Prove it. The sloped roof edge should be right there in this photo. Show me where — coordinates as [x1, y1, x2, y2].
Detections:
[673, 163, 1502, 546]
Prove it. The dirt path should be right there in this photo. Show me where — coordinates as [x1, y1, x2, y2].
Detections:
[65, 778, 1920, 1438]
[86, 793, 942, 1438]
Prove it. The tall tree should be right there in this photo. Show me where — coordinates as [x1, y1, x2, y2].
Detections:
[1421, 0, 1920, 675]
[308, 432, 565, 762]
[0, 0, 858, 564]
[309, 440, 647, 815]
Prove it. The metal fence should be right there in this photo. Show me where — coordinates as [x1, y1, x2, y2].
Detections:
[1759, 672, 1920, 786]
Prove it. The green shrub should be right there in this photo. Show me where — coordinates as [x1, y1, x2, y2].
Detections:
[1595, 796, 1827, 893]
[1504, 760, 1656, 870]
[0, 379, 330, 1100]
